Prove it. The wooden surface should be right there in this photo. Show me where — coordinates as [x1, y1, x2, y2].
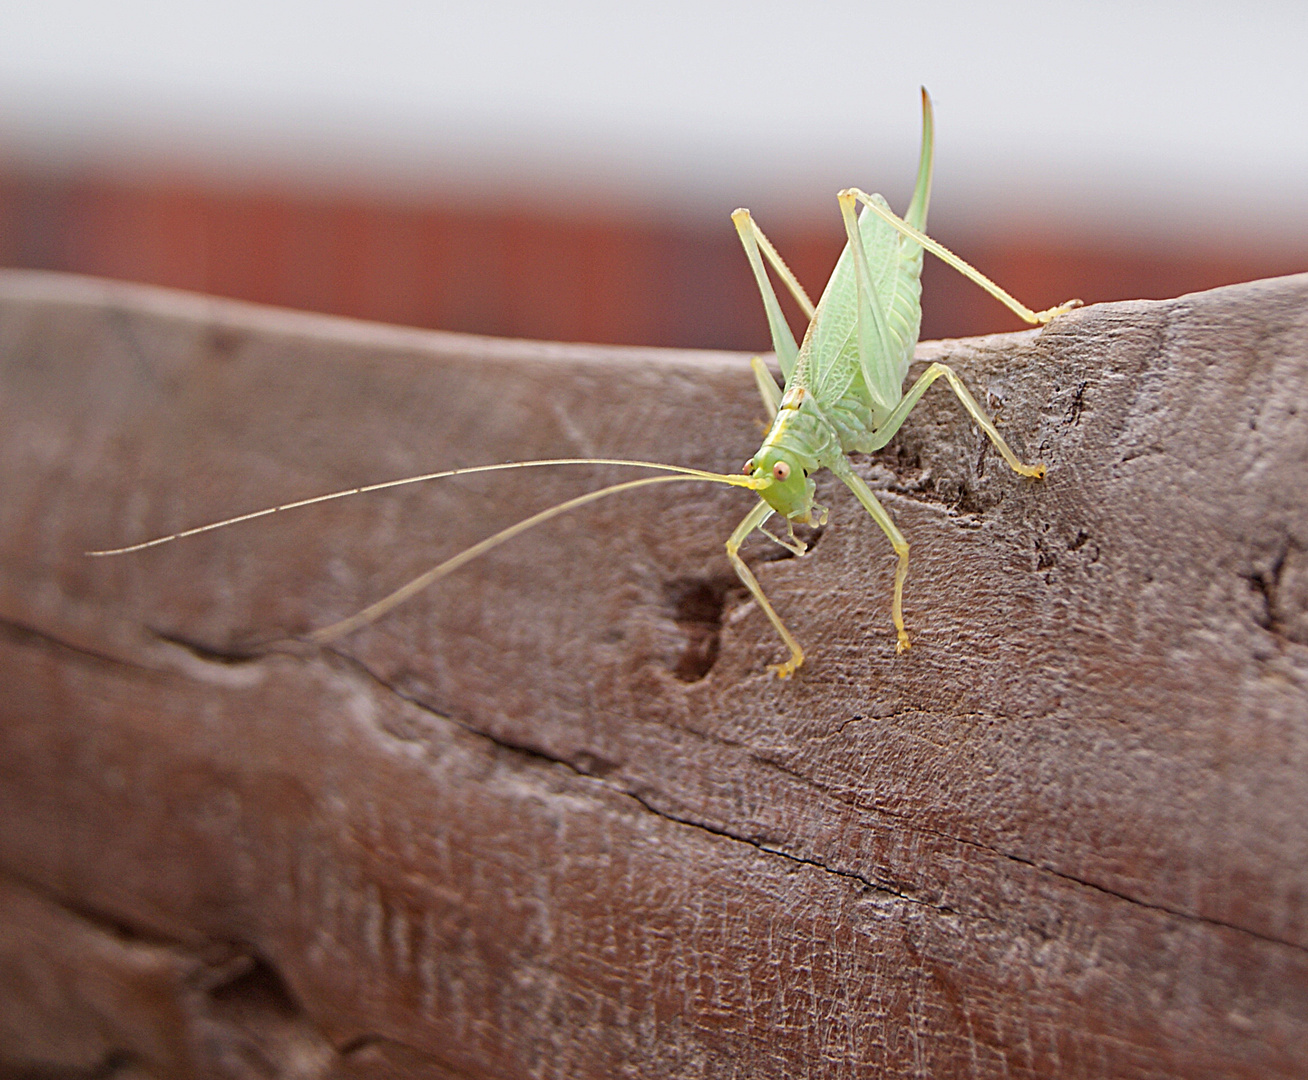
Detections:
[1, 269, 1307, 1077]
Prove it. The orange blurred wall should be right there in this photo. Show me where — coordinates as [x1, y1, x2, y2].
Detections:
[2, 165, 1303, 351]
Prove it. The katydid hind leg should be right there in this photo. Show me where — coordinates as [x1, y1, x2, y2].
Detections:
[842, 187, 1080, 326]
[726, 499, 805, 678]
[837, 191, 902, 411]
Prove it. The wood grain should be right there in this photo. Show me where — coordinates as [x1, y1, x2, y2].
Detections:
[1, 270, 1306, 1077]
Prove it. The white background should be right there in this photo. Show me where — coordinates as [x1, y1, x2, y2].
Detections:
[0, 1, 1305, 241]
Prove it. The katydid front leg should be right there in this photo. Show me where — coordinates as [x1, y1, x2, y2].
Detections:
[827, 456, 913, 653]
[726, 499, 805, 678]
[751, 356, 782, 418]
[731, 208, 816, 382]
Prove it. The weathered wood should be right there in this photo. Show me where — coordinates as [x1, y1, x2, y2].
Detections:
[1, 269, 1306, 1078]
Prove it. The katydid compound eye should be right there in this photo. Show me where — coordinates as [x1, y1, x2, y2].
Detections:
[743, 459, 756, 474]
[772, 461, 791, 482]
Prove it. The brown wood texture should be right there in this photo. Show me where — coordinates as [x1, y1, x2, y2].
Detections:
[1, 270, 1307, 1077]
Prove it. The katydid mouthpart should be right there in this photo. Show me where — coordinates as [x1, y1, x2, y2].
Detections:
[89, 88, 1078, 679]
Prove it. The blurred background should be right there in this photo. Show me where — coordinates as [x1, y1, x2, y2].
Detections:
[0, 0, 1304, 350]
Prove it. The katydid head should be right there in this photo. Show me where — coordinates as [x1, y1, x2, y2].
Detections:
[745, 450, 816, 523]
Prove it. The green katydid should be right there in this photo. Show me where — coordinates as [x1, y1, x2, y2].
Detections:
[89, 88, 1077, 678]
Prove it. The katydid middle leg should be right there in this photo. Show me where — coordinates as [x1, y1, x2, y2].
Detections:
[864, 361, 1045, 477]
[840, 187, 1080, 325]
[836, 190, 904, 412]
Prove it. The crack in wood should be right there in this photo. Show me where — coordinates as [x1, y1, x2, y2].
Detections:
[11, 614, 1307, 958]
[324, 637, 1308, 955]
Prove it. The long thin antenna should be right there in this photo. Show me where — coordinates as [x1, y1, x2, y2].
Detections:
[87, 458, 767, 557]
[308, 473, 726, 642]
